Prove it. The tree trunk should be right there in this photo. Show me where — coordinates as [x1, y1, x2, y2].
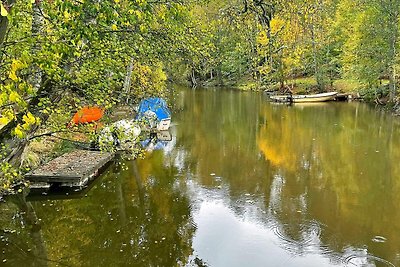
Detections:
[30, 0, 44, 93]
[123, 57, 135, 103]
[1, 80, 60, 168]
[0, 16, 8, 46]
[0, 0, 16, 46]
[310, 23, 323, 91]
[0, 0, 16, 47]
[14, 195, 48, 266]
[191, 68, 197, 89]
[388, 10, 398, 102]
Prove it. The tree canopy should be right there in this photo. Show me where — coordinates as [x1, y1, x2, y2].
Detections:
[1, 0, 400, 194]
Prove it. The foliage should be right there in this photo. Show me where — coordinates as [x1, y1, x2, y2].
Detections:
[187, 0, 399, 95]
[0, 144, 26, 197]
[128, 62, 167, 100]
[0, 0, 201, 194]
[1, 0, 400, 194]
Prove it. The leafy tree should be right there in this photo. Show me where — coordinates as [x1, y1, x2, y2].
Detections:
[336, 0, 400, 100]
[0, 0, 203, 195]
[2, 0, 400, 195]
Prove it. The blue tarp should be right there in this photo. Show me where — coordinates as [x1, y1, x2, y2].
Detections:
[136, 97, 171, 121]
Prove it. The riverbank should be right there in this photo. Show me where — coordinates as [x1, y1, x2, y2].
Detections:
[198, 75, 364, 93]
[200, 75, 400, 115]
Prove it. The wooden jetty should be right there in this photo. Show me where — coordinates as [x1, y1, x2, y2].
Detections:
[26, 150, 114, 188]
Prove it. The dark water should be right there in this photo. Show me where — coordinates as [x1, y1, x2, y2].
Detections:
[2, 88, 400, 266]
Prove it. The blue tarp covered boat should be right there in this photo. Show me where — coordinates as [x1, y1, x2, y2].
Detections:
[136, 97, 171, 131]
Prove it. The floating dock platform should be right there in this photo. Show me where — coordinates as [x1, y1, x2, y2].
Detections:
[25, 150, 114, 188]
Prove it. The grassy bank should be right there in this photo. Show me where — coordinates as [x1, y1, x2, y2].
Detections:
[232, 76, 366, 93]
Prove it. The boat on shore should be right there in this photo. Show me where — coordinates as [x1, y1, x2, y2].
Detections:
[269, 92, 338, 103]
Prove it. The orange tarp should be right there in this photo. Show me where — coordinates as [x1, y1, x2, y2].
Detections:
[68, 106, 104, 127]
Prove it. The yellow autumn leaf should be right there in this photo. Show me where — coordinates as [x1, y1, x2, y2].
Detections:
[3, 109, 15, 121]
[11, 59, 24, 71]
[135, 10, 143, 20]
[0, 3, 7, 17]
[257, 31, 269, 46]
[9, 71, 17, 81]
[112, 24, 118, 31]
[23, 112, 36, 125]
[0, 92, 8, 105]
[0, 117, 9, 125]
[13, 126, 25, 139]
[270, 17, 284, 35]
[22, 123, 29, 130]
[64, 10, 71, 20]
[9, 91, 20, 103]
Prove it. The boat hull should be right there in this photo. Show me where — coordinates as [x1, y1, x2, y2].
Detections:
[157, 118, 171, 131]
[292, 92, 338, 103]
[270, 92, 338, 103]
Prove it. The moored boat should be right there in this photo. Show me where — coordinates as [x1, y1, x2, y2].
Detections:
[136, 97, 171, 131]
[269, 92, 338, 103]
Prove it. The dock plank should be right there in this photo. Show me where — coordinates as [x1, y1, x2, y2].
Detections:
[26, 150, 114, 187]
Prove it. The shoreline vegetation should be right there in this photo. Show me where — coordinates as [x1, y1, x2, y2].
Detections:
[199, 75, 398, 110]
[1, 0, 400, 196]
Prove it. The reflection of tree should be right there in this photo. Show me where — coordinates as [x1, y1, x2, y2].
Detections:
[0, 195, 49, 266]
[175, 89, 273, 198]
[3, 90, 400, 266]
[258, 102, 400, 265]
[24, 152, 195, 266]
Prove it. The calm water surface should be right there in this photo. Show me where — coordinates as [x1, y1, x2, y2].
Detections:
[2, 88, 400, 266]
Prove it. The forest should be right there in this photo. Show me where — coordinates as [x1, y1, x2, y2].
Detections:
[0, 0, 399, 195]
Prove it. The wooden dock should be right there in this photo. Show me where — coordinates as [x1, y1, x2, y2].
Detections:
[26, 150, 114, 188]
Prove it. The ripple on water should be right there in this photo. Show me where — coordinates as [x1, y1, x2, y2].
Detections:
[270, 219, 324, 255]
[342, 253, 395, 267]
[270, 220, 395, 267]
[371, 235, 387, 243]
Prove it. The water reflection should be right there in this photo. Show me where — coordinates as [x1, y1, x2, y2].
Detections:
[256, 101, 400, 266]
[2, 147, 195, 266]
[0, 195, 48, 266]
[174, 89, 399, 266]
[2, 88, 400, 266]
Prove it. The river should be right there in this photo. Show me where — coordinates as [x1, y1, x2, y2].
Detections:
[1, 87, 400, 266]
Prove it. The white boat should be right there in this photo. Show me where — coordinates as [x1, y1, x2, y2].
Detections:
[270, 92, 338, 103]
[136, 98, 171, 131]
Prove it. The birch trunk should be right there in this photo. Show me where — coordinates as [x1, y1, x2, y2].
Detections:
[388, 7, 399, 102]
[31, 1, 44, 92]
[123, 57, 135, 103]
